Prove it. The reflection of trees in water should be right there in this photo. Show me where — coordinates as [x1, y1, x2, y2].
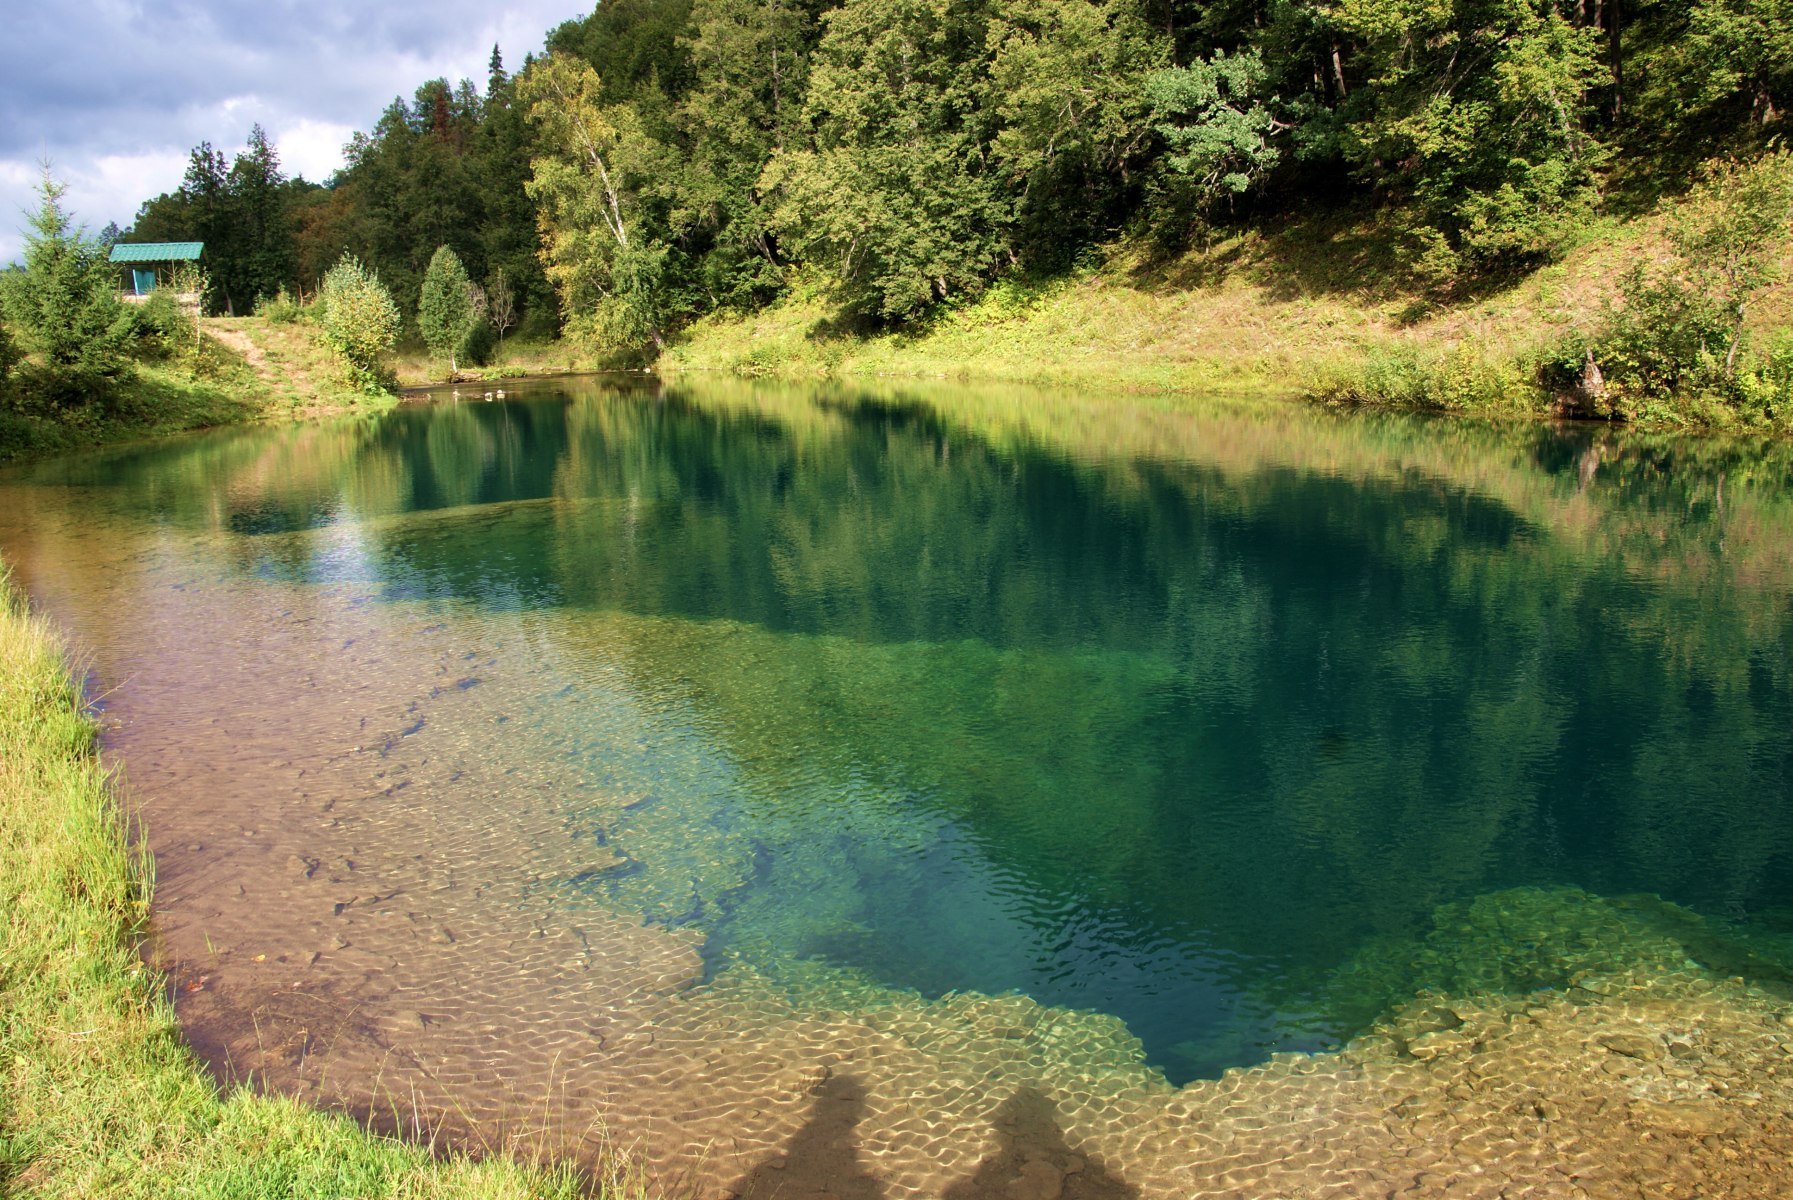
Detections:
[528, 392, 1792, 941]
[11, 377, 1793, 1035]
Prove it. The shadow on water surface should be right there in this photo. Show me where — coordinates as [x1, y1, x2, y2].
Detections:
[727, 1074, 887, 1200]
[942, 1086, 1138, 1200]
[726, 1076, 1136, 1200]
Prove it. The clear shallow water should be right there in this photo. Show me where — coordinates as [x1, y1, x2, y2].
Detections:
[5, 377, 1793, 1089]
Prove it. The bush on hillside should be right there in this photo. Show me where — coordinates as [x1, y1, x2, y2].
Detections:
[318, 254, 400, 391]
[130, 290, 199, 364]
[1581, 153, 1793, 422]
[255, 288, 308, 324]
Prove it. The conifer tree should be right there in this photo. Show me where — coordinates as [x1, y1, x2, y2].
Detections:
[0, 168, 134, 396]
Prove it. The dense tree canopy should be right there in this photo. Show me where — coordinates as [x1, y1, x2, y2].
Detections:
[119, 0, 1793, 340]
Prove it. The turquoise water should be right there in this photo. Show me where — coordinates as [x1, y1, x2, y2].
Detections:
[7, 376, 1793, 1083]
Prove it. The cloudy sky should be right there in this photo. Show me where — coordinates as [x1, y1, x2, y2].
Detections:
[1, 0, 587, 262]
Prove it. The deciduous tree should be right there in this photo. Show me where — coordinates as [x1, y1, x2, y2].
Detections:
[522, 52, 678, 349]
[419, 245, 477, 375]
[318, 253, 400, 390]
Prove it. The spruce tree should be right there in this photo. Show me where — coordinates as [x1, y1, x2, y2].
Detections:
[0, 168, 134, 395]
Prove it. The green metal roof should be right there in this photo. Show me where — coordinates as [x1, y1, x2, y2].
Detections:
[109, 241, 203, 263]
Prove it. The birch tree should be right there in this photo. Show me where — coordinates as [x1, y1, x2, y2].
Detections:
[520, 52, 676, 349]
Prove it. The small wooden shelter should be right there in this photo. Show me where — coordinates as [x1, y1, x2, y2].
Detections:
[110, 241, 204, 304]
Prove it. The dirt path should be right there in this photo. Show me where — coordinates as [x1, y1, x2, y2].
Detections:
[203, 318, 334, 410]
[205, 321, 271, 374]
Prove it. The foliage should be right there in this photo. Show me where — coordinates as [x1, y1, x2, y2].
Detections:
[1144, 50, 1282, 239]
[317, 254, 401, 390]
[130, 127, 303, 315]
[764, 0, 1013, 318]
[1677, 0, 1793, 126]
[107, 0, 1793, 345]
[255, 287, 307, 323]
[130, 291, 197, 363]
[487, 267, 518, 348]
[549, 0, 700, 102]
[1328, 0, 1608, 283]
[670, 0, 815, 309]
[419, 244, 478, 373]
[1591, 154, 1793, 411]
[985, 0, 1170, 263]
[521, 53, 680, 349]
[0, 170, 136, 401]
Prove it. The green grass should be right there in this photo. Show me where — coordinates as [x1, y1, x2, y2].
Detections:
[0, 359, 263, 465]
[204, 316, 399, 415]
[657, 210, 1630, 400]
[0, 570, 630, 1198]
[661, 204, 1793, 431]
[394, 337, 605, 387]
[0, 315, 406, 466]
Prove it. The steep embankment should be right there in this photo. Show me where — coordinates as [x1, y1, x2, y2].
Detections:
[203, 316, 391, 414]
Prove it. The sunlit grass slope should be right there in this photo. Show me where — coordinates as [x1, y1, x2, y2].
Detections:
[664, 205, 1787, 429]
[0, 569, 602, 1198]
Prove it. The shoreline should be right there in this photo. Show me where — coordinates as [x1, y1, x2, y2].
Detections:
[0, 568, 600, 1198]
[3, 379, 1793, 1196]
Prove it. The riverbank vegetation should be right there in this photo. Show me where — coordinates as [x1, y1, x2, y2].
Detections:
[0, 170, 416, 462]
[106, 0, 1793, 426]
[0, 571, 605, 1197]
[0, 173, 264, 461]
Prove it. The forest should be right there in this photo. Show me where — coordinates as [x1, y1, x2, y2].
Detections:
[63, 0, 1793, 415]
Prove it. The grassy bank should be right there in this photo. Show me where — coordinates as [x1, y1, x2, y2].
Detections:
[662, 198, 1793, 434]
[205, 316, 397, 415]
[0, 317, 405, 466]
[394, 336, 603, 388]
[661, 211, 1629, 406]
[0, 571, 605, 1198]
[0, 362, 259, 464]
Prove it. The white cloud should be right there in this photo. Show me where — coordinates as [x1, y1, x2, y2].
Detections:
[0, 0, 582, 263]
[274, 119, 359, 186]
[0, 151, 189, 262]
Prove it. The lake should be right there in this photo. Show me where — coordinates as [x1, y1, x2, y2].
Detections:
[4, 376, 1792, 1197]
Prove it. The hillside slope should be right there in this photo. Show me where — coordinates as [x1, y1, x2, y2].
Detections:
[665, 202, 1791, 432]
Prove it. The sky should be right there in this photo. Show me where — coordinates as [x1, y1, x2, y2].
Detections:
[0, 0, 587, 263]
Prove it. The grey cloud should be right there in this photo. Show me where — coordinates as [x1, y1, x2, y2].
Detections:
[1, 0, 579, 256]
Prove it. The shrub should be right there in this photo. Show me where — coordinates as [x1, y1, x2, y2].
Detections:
[459, 314, 497, 367]
[1728, 329, 1793, 422]
[255, 287, 307, 324]
[318, 254, 399, 391]
[130, 290, 198, 363]
[0, 317, 16, 382]
[1314, 345, 1533, 412]
[1586, 153, 1793, 421]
